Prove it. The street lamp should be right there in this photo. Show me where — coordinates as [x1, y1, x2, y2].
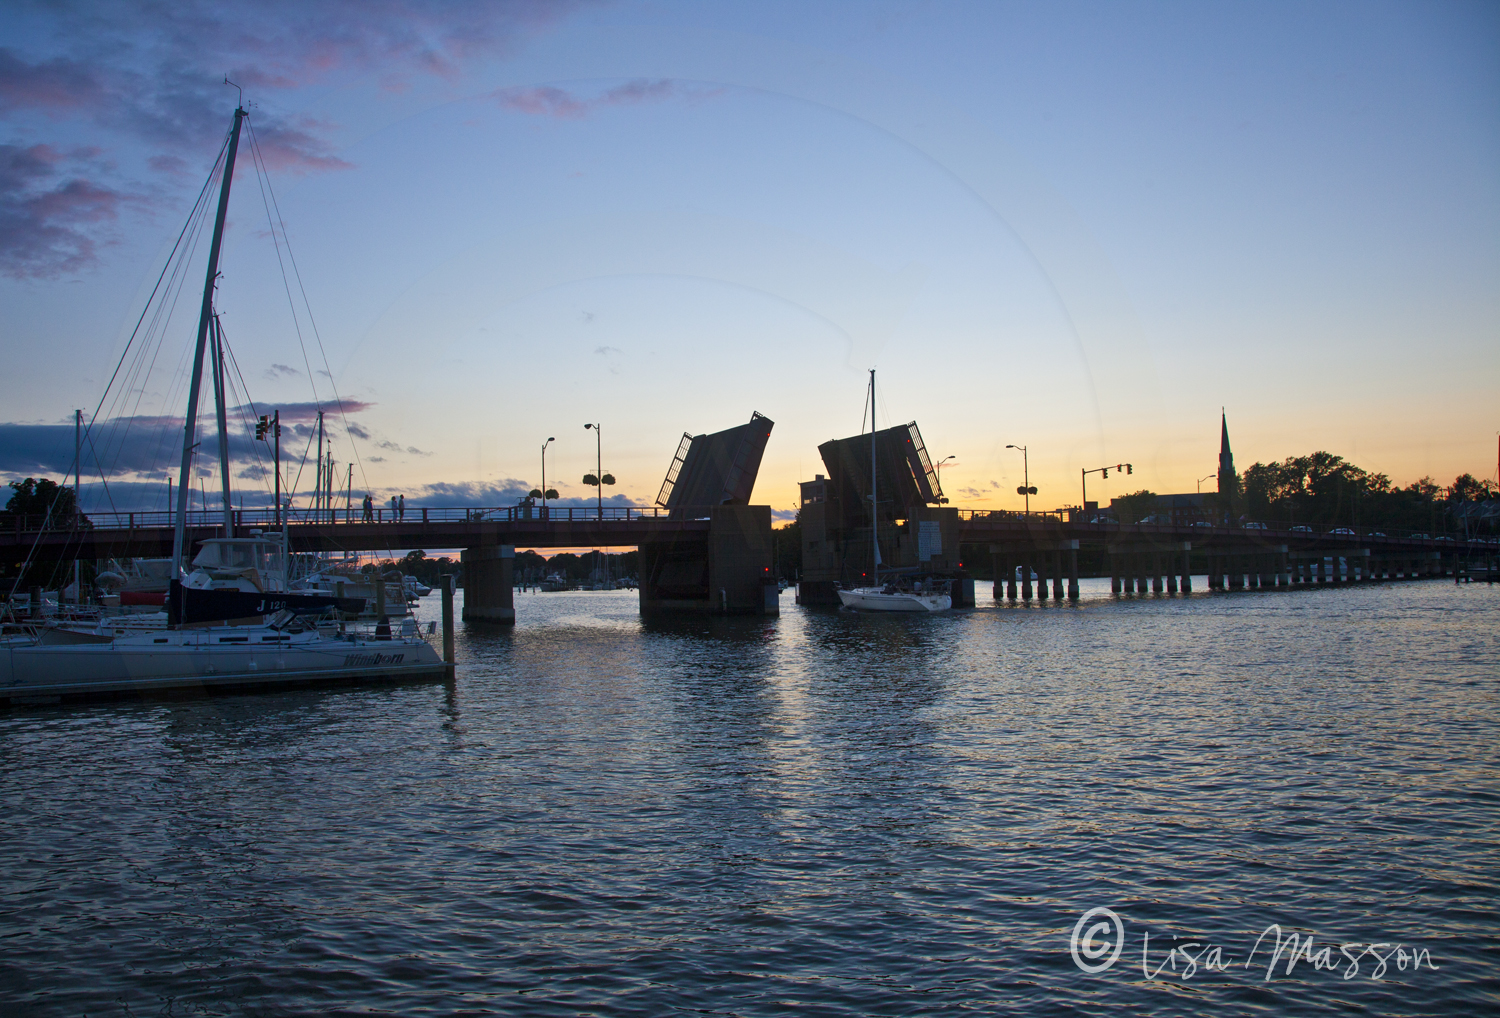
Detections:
[541, 437, 555, 516]
[583, 423, 615, 519]
[1196, 472, 1215, 494]
[935, 455, 955, 504]
[1006, 444, 1035, 513]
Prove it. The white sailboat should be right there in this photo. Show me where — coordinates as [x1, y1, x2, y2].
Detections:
[1, 103, 444, 704]
[837, 369, 951, 613]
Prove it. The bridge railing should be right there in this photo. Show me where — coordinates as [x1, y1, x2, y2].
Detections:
[6, 504, 682, 534]
[953, 509, 1490, 545]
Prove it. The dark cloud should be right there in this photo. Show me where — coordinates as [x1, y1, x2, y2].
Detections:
[1, 1, 586, 276]
[232, 399, 374, 424]
[373, 438, 431, 456]
[263, 363, 299, 380]
[1, 398, 374, 482]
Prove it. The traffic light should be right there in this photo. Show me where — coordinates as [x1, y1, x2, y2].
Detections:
[1016, 485, 1038, 495]
[1101, 469, 1108, 479]
[255, 415, 269, 440]
[1126, 463, 1133, 474]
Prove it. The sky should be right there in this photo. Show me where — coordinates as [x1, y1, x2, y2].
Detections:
[1, 0, 1496, 521]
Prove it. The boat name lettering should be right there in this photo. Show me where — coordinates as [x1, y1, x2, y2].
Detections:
[344, 652, 405, 667]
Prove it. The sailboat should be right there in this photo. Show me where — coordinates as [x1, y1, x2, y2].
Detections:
[1, 104, 444, 703]
[836, 370, 951, 613]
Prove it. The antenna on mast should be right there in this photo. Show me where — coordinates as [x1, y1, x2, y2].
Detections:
[224, 76, 243, 107]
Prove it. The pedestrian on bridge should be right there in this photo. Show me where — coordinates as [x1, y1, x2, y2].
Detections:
[362, 494, 373, 522]
[398, 494, 405, 521]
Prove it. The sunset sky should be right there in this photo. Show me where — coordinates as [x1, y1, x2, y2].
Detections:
[2, 0, 1496, 521]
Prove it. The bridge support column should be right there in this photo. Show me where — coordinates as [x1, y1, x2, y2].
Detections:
[1052, 551, 1064, 600]
[461, 545, 514, 624]
[1021, 556, 1033, 600]
[992, 549, 1007, 600]
[1007, 555, 1018, 599]
[641, 506, 775, 615]
[1180, 547, 1192, 593]
[1152, 554, 1163, 593]
[1068, 548, 1079, 600]
[1110, 555, 1121, 594]
[1037, 553, 1049, 600]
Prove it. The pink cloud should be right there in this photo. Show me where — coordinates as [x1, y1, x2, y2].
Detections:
[0, 144, 141, 279]
[493, 78, 720, 119]
[0, 1, 591, 277]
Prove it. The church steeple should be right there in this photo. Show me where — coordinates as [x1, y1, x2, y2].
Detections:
[1217, 410, 1237, 522]
[1217, 410, 1235, 488]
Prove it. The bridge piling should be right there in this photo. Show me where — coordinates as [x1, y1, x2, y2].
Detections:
[461, 545, 515, 624]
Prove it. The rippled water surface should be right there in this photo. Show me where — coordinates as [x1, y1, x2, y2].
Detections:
[3, 580, 1498, 1016]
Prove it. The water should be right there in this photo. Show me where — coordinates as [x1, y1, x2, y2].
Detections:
[3, 580, 1497, 1016]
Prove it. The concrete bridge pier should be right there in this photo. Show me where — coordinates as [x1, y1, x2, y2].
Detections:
[1021, 556, 1033, 600]
[461, 544, 515, 624]
[1152, 553, 1164, 593]
[1052, 550, 1065, 600]
[992, 549, 1008, 600]
[1180, 547, 1193, 592]
[641, 505, 776, 616]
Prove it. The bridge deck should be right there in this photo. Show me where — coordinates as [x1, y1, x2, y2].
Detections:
[1, 505, 1491, 559]
[2, 506, 709, 558]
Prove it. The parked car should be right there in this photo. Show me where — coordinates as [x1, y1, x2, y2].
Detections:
[1243, 522, 1268, 530]
[1370, 532, 1386, 537]
[1330, 527, 1356, 535]
[1138, 514, 1172, 525]
[1290, 525, 1313, 533]
[1191, 521, 1214, 528]
[1410, 533, 1429, 539]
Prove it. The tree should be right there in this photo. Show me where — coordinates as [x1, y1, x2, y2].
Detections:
[774, 515, 802, 580]
[1111, 490, 1160, 524]
[3, 477, 88, 529]
[1446, 473, 1497, 501]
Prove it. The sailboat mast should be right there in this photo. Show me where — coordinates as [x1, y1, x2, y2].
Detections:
[315, 410, 324, 522]
[210, 315, 233, 538]
[172, 106, 246, 577]
[870, 368, 878, 584]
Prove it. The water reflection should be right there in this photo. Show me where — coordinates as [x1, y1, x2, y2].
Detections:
[2, 583, 1496, 1016]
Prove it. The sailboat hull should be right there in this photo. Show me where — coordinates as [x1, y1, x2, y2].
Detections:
[1, 626, 446, 703]
[837, 587, 952, 612]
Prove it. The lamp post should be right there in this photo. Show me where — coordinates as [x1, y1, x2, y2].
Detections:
[584, 423, 602, 520]
[541, 437, 555, 517]
[935, 455, 955, 504]
[1006, 444, 1032, 513]
[1196, 472, 1215, 494]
